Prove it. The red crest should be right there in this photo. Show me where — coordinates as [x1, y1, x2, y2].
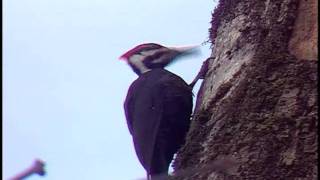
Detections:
[119, 43, 163, 60]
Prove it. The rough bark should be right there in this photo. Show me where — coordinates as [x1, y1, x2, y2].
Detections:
[172, 0, 318, 179]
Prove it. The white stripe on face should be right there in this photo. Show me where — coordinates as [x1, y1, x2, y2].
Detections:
[128, 54, 151, 74]
[140, 48, 170, 64]
[139, 49, 160, 56]
[128, 47, 170, 74]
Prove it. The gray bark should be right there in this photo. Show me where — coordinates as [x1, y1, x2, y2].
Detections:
[172, 0, 318, 179]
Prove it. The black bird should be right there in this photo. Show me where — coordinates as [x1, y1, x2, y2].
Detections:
[119, 43, 198, 179]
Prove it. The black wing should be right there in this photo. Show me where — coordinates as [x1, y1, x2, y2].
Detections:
[123, 69, 193, 173]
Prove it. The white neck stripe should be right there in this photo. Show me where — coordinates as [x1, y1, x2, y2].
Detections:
[128, 55, 151, 74]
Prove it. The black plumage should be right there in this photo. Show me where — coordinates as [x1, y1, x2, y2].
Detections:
[124, 68, 193, 177]
[120, 43, 198, 179]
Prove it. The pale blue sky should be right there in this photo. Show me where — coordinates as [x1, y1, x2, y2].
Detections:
[3, 0, 216, 179]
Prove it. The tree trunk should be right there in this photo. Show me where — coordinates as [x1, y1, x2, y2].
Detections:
[172, 0, 318, 179]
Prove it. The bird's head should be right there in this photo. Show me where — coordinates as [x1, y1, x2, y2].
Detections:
[119, 43, 199, 75]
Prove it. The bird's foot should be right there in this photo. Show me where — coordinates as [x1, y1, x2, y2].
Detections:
[189, 57, 212, 88]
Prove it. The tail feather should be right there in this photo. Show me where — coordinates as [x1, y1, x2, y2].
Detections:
[135, 157, 238, 180]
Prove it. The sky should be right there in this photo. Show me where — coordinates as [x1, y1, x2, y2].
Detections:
[3, 0, 217, 179]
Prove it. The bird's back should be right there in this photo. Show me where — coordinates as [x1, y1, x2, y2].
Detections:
[124, 68, 193, 174]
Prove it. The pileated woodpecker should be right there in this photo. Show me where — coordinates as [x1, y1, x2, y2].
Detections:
[119, 43, 198, 179]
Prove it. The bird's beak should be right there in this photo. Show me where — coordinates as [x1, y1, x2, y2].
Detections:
[152, 45, 200, 67]
[169, 45, 199, 52]
[168, 45, 200, 57]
